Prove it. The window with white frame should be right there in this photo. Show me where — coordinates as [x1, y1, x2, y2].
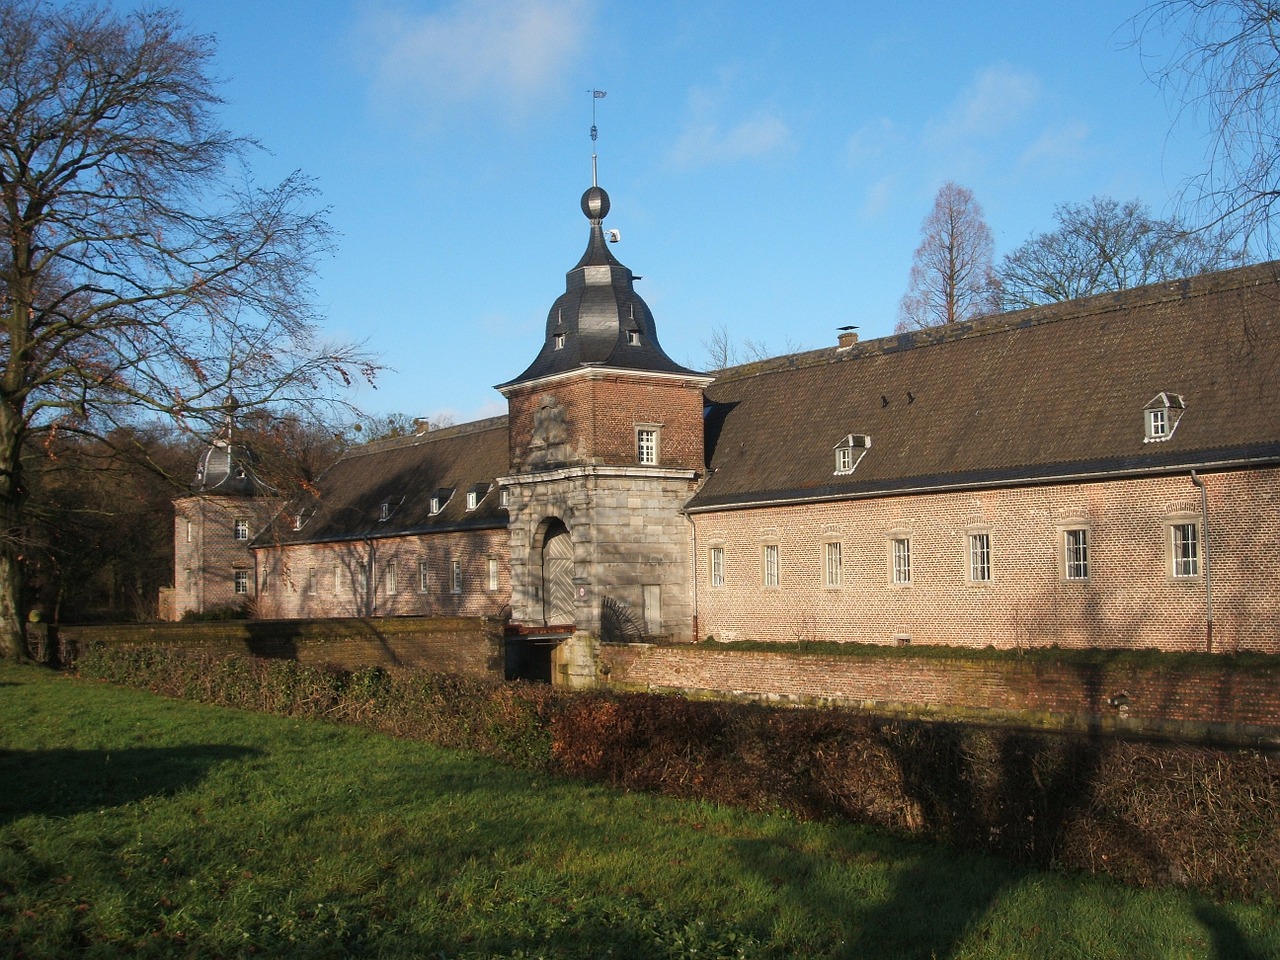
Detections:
[891, 537, 912, 585]
[554, 332, 565, 350]
[833, 434, 870, 475]
[709, 546, 725, 587]
[762, 544, 779, 587]
[1171, 521, 1200, 578]
[379, 502, 391, 521]
[500, 488, 510, 508]
[1144, 392, 1186, 442]
[186, 520, 193, 542]
[487, 557, 499, 591]
[419, 559, 430, 593]
[386, 560, 397, 594]
[450, 559, 463, 594]
[467, 490, 478, 510]
[234, 518, 250, 541]
[637, 427, 658, 465]
[234, 569, 249, 595]
[1064, 528, 1089, 580]
[824, 541, 843, 587]
[968, 532, 991, 583]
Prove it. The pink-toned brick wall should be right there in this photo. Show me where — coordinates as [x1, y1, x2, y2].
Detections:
[253, 529, 511, 621]
[691, 468, 1280, 653]
[170, 495, 279, 619]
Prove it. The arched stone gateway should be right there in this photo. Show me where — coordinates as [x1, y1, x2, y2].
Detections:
[539, 518, 575, 627]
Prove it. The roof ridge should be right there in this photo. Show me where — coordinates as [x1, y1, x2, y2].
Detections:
[341, 414, 509, 460]
[709, 259, 1280, 388]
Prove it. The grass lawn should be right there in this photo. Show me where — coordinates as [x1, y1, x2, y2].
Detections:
[1, 661, 1276, 960]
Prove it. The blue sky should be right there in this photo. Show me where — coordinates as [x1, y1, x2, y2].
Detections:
[139, 0, 1207, 424]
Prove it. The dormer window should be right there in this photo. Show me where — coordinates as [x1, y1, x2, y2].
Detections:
[833, 434, 871, 475]
[466, 490, 477, 510]
[500, 488, 510, 508]
[379, 502, 391, 521]
[1144, 393, 1186, 443]
[430, 487, 454, 515]
[293, 513, 305, 531]
[627, 329, 640, 346]
[554, 333, 565, 350]
[467, 482, 489, 511]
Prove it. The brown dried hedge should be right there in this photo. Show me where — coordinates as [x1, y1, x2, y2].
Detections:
[76, 647, 1278, 902]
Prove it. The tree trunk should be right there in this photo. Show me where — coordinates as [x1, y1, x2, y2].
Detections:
[0, 404, 28, 661]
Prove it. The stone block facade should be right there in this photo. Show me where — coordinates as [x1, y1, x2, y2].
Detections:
[691, 467, 1280, 653]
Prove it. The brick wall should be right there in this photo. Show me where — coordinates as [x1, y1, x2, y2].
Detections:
[56, 616, 504, 676]
[691, 467, 1280, 653]
[253, 529, 511, 620]
[599, 643, 1280, 739]
[506, 371, 706, 472]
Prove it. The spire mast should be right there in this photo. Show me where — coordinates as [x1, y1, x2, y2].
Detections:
[589, 89, 606, 186]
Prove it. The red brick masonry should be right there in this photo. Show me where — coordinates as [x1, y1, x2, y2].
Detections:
[600, 644, 1280, 741]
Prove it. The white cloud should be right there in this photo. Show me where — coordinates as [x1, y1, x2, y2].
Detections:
[1019, 120, 1091, 169]
[928, 64, 1042, 143]
[359, 0, 593, 121]
[845, 117, 900, 163]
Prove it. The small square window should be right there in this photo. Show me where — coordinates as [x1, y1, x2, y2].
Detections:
[709, 547, 725, 587]
[968, 532, 991, 583]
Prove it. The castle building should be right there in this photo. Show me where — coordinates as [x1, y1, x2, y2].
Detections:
[175, 179, 1280, 662]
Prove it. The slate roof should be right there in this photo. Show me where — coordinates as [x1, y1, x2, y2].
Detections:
[688, 261, 1280, 512]
[257, 416, 510, 545]
[499, 184, 702, 388]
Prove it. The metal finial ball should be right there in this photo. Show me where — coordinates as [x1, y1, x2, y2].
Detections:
[581, 185, 610, 221]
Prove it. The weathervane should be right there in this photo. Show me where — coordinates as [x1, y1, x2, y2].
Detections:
[589, 88, 606, 186]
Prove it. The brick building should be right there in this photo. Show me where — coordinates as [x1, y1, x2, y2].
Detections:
[173, 179, 1280, 657]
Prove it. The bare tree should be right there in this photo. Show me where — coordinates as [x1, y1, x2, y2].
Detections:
[997, 196, 1244, 309]
[896, 182, 1000, 331]
[0, 2, 377, 658]
[1136, 0, 1280, 251]
[701, 322, 800, 371]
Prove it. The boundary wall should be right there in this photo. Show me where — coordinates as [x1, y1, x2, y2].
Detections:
[598, 643, 1280, 746]
[50, 617, 505, 678]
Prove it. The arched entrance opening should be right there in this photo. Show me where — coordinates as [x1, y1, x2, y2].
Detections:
[539, 517, 575, 627]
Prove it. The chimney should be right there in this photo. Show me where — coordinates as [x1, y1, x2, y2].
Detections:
[837, 328, 859, 349]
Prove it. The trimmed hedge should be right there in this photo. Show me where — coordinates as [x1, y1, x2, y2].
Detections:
[76, 646, 1279, 902]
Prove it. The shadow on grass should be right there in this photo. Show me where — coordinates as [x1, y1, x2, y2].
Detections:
[0, 745, 260, 825]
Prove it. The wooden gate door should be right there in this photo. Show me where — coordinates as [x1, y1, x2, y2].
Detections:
[541, 521, 575, 626]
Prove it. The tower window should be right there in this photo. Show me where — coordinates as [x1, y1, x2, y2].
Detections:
[554, 333, 565, 350]
[637, 427, 659, 465]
